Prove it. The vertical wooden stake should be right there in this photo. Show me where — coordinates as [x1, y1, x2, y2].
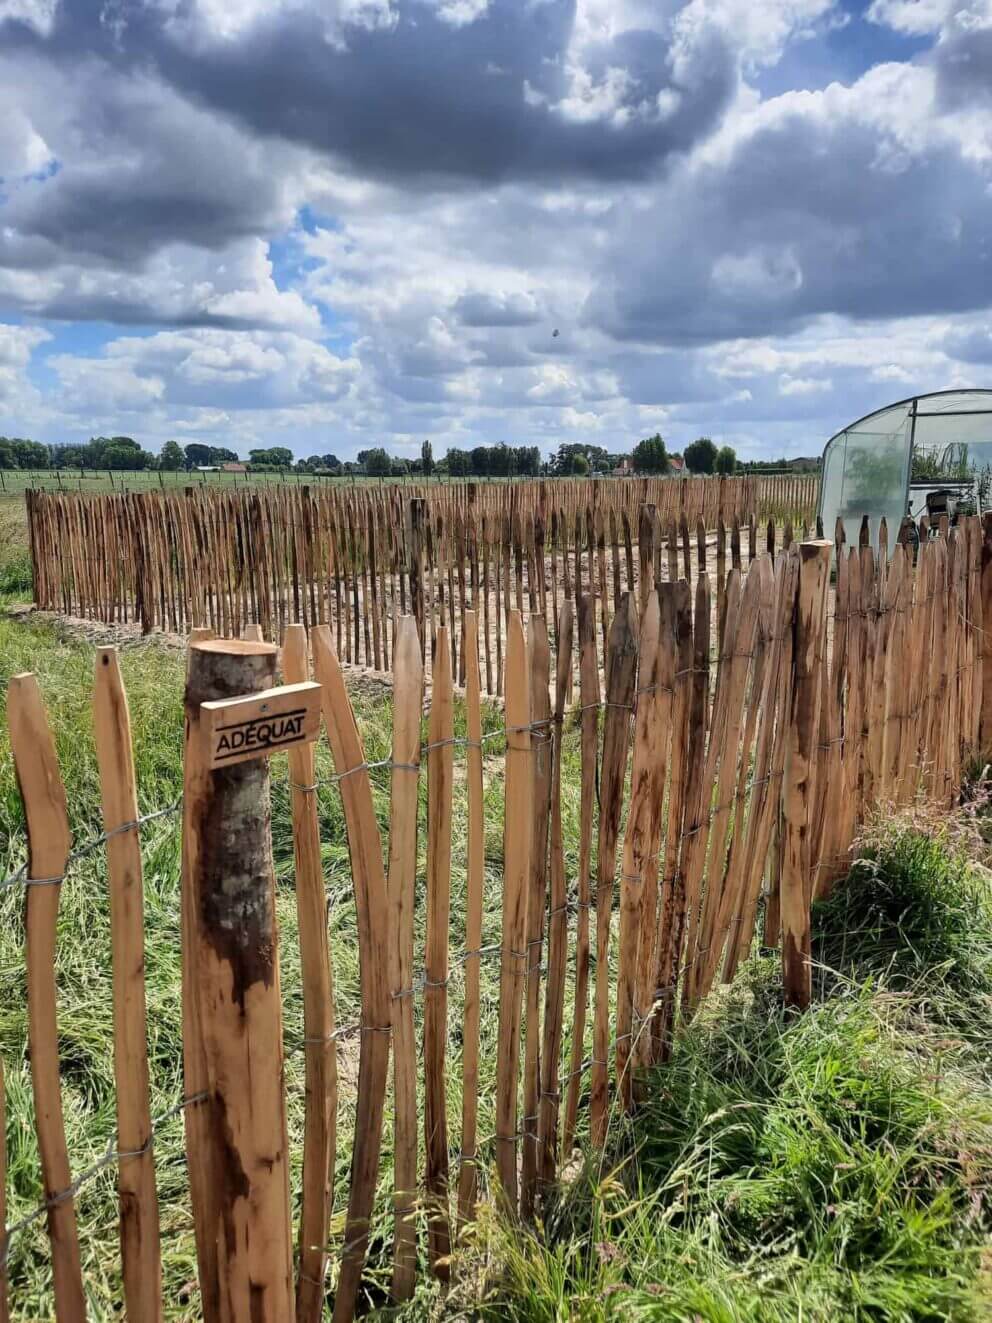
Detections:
[425, 628, 453, 1273]
[615, 591, 669, 1111]
[180, 632, 221, 1322]
[538, 599, 573, 1186]
[183, 640, 295, 1323]
[562, 595, 599, 1156]
[495, 612, 532, 1209]
[457, 611, 485, 1228]
[980, 516, 992, 751]
[590, 596, 638, 1147]
[7, 674, 87, 1323]
[647, 579, 694, 1065]
[407, 499, 426, 660]
[389, 618, 423, 1299]
[638, 504, 655, 613]
[521, 615, 551, 1219]
[283, 626, 337, 1323]
[0, 1059, 7, 1323]
[311, 627, 392, 1323]
[781, 541, 831, 1011]
[93, 648, 163, 1323]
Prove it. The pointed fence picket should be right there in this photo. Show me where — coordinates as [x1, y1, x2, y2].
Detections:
[27, 475, 819, 696]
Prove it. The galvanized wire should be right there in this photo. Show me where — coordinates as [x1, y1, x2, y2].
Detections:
[0, 1091, 207, 1271]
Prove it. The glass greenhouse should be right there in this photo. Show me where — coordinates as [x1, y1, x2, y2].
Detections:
[819, 389, 992, 548]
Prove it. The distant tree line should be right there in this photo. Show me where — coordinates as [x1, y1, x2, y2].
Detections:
[0, 431, 762, 477]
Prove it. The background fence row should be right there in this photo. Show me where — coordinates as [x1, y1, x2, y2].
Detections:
[26, 474, 820, 692]
[2, 507, 981, 1323]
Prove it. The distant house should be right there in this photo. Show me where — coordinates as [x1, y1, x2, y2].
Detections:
[669, 455, 685, 474]
[222, 462, 247, 473]
[614, 457, 634, 476]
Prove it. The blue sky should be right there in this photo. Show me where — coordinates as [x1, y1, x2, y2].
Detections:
[0, 0, 990, 462]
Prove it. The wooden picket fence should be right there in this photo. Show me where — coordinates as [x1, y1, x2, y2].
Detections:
[26, 474, 819, 693]
[2, 505, 984, 1323]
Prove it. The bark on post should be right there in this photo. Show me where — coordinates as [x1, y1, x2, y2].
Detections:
[183, 639, 295, 1323]
[781, 541, 831, 1011]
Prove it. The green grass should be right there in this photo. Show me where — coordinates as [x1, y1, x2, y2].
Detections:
[0, 496, 30, 603]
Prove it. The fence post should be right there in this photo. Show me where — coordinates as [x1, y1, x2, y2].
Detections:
[781, 540, 831, 1010]
[182, 639, 295, 1322]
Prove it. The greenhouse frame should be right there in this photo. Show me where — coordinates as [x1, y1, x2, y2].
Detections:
[818, 388, 992, 548]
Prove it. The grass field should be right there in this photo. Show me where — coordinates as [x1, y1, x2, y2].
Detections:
[0, 469, 523, 496]
[0, 495, 30, 602]
[2, 617, 992, 1319]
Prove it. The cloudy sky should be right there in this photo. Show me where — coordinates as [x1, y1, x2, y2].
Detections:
[0, 0, 990, 462]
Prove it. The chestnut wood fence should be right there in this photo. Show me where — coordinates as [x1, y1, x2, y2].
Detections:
[2, 506, 984, 1323]
[26, 475, 819, 693]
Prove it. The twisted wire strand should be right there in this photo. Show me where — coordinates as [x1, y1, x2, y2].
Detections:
[0, 1091, 208, 1271]
[0, 797, 183, 896]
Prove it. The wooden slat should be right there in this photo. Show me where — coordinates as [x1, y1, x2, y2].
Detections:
[537, 598, 573, 1186]
[645, 579, 693, 1065]
[6, 674, 86, 1323]
[93, 648, 163, 1323]
[590, 595, 638, 1147]
[675, 574, 712, 1018]
[425, 627, 453, 1273]
[521, 614, 551, 1219]
[388, 617, 423, 1298]
[781, 542, 831, 1010]
[692, 566, 761, 999]
[311, 626, 392, 1323]
[615, 591, 670, 1109]
[495, 611, 532, 1208]
[457, 610, 485, 1227]
[722, 553, 796, 983]
[562, 592, 600, 1156]
[180, 634, 221, 1322]
[1, 1057, 9, 1323]
[283, 625, 337, 1321]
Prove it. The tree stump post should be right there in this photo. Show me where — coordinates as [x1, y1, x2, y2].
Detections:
[182, 639, 295, 1323]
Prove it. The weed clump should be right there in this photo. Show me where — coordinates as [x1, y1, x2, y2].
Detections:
[813, 822, 992, 996]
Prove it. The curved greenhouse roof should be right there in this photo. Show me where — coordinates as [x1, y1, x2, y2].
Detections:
[819, 388, 992, 548]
